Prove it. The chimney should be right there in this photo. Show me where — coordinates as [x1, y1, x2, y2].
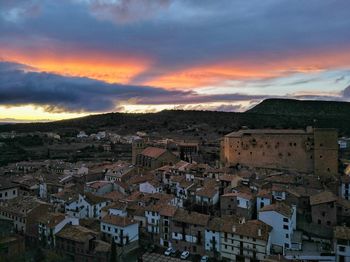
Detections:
[232, 225, 236, 233]
[258, 228, 262, 237]
[239, 217, 246, 224]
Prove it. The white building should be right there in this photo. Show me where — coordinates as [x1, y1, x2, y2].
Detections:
[258, 202, 296, 254]
[220, 220, 272, 261]
[205, 217, 222, 255]
[101, 214, 139, 246]
[145, 205, 161, 235]
[84, 181, 114, 195]
[340, 176, 350, 200]
[256, 190, 272, 212]
[38, 213, 79, 247]
[139, 180, 162, 194]
[195, 185, 219, 206]
[272, 185, 286, 201]
[334, 226, 350, 262]
[77, 131, 88, 138]
[0, 181, 19, 201]
[102, 202, 128, 218]
[65, 193, 109, 219]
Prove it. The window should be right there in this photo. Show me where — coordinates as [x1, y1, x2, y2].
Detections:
[285, 243, 289, 248]
[13, 190, 16, 195]
[283, 225, 289, 230]
[103, 225, 105, 230]
[339, 246, 345, 252]
[318, 219, 321, 224]
[115, 228, 118, 233]
[283, 218, 288, 222]
[286, 234, 289, 238]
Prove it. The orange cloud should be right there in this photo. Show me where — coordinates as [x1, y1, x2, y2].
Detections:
[1, 49, 150, 84]
[147, 48, 350, 89]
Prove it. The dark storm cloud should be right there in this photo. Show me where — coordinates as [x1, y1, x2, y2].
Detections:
[0, 61, 268, 112]
[1, 0, 350, 84]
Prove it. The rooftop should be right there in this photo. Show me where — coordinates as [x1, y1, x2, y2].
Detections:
[226, 128, 309, 138]
[102, 214, 137, 227]
[259, 202, 293, 218]
[140, 147, 167, 158]
[310, 191, 337, 206]
[173, 208, 209, 226]
[56, 225, 97, 242]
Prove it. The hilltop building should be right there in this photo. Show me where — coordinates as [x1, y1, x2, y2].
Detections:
[221, 127, 338, 176]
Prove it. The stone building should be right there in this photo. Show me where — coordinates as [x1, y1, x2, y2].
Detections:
[221, 127, 338, 176]
[171, 209, 209, 255]
[135, 147, 178, 171]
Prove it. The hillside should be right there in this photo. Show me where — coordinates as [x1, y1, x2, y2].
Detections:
[247, 98, 350, 117]
[1, 101, 350, 136]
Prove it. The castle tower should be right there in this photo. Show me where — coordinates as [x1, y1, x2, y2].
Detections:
[313, 128, 338, 177]
[132, 139, 145, 165]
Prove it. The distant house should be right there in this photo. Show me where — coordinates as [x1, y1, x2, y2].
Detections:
[56, 225, 110, 262]
[333, 226, 350, 262]
[171, 209, 209, 256]
[0, 180, 19, 201]
[136, 147, 178, 170]
[256, 189, 272, 212]
[220, 191, 254, 219]
[258, 202, 296, 255]
[65, 193, 110, 219]
[101, 214, 139, 247]
[84, 181, 114, 195]
[220, 219, 272, 261]
[310, 191, 337, 227]
[139, 180, 163, 194]
[340, 176, 350, 200]
[194, 183, 220, 206]
[38, 212, 79, 247]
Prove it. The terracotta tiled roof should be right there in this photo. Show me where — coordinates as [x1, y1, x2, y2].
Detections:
[86, 181, 110, 189]
[196, 185, 218, 198]
[257, 189, 272, 199]
[222, 191, 253, 200]
[159, 205, 177, 217]
[221, 219, 272, 241]
[56, 225, 97, 242]
[84, 192, 109, 205]
[102, 214, 137, 227]
[259, 202, 293, 218]
[102, 191, 125, 201]
[38, 213, 65, 228]
[173, 208, 209, 226]
[140, 147, 166, 158]
[310, 191, 337, 206]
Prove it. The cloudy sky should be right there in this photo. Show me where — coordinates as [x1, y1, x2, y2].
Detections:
[1, 0, 350, 121]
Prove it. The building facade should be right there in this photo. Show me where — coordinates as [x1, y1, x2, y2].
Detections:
[222, 127, 338, 176]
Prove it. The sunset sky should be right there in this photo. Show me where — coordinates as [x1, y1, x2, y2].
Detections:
[1, 0, 350, 122]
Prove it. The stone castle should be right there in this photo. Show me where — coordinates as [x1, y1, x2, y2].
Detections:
[221, 127, 338, 176]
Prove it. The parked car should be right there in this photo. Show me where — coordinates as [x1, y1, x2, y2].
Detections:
[164, 247, 176, 256]
[180, 251, 190, 260]
[200, 255, 209, 262]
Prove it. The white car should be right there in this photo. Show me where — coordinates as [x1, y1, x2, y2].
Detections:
[200, 256, 209, 262]
[164, 247, 175, 256]
[180, 251, 190, 260]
